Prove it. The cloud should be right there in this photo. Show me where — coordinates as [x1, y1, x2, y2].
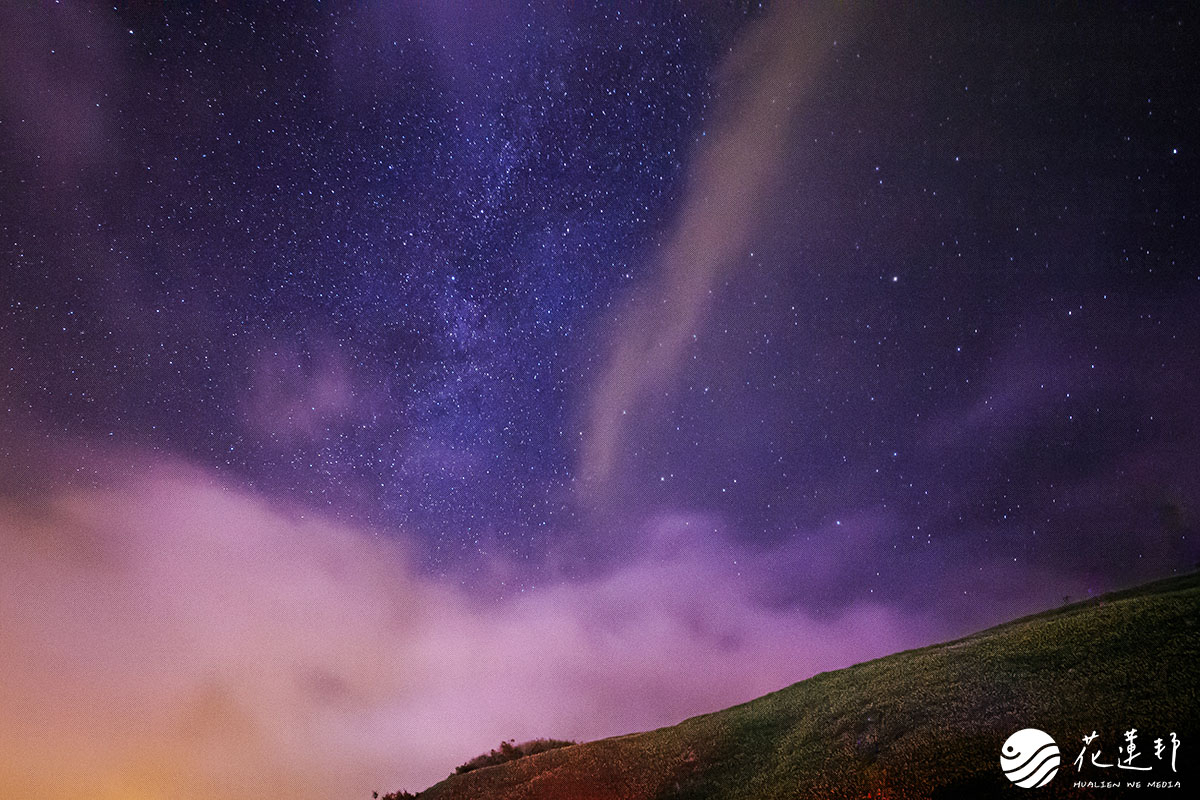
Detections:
[0, 3, 121, 177]
[0, 457, 929, 797]
[579, 1, 848, 492]
[242, 342, 370, 448]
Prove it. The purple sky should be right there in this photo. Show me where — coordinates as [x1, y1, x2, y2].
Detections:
[2, 1, 1197, 796]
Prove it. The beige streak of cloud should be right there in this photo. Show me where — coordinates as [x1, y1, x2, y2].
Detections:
[579, 1, 847, 491]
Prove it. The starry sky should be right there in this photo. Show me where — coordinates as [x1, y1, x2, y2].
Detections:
[2, 1, 1198, 797]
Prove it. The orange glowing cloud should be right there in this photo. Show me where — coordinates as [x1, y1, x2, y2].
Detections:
[0, 457, 927, 797]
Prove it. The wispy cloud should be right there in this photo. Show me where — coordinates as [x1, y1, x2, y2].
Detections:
[579, 1, 848, 492]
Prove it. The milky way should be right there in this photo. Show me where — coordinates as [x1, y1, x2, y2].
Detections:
[2, 2, 1198, 796]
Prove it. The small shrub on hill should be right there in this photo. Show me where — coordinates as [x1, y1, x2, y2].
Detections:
[454, 738, 577, 775]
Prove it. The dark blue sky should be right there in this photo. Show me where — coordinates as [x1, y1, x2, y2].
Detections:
[3, 1, 1198, 615]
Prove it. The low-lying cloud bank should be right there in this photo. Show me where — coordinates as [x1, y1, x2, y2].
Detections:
[1, 460, 931, 797]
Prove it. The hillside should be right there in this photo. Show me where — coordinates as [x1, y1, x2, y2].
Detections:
[401, 574, 1199, 799]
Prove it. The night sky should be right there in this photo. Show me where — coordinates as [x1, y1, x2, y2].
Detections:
[2, 2, 1198, 797]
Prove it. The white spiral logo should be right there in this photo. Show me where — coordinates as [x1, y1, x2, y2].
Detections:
[1000, 728, 1060, 788]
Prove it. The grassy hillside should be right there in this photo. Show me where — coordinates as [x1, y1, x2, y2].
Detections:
[402, 574, 1200, 799]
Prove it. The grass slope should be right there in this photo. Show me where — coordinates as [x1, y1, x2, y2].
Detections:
[408, 574, 1200, 799]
